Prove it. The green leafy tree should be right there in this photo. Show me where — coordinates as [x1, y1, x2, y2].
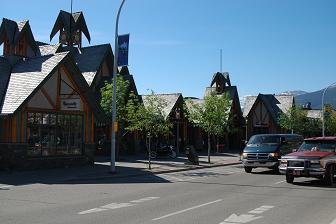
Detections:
[185, 93, 233, 163]
[100, 75, 130, 123]
[323, 104, 336, 135]
[100, 75, 130, 157]
[126, 91, 172, 137]
[126, 91, 173, 169]
[279, 106, 308, 135]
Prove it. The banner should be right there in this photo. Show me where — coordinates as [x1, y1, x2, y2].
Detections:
[117, 34, 129, 66]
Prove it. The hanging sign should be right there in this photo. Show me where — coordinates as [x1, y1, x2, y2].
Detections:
[117, 34, 130, 66]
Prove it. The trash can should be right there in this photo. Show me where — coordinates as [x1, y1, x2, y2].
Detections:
[185, 145, 199, 165]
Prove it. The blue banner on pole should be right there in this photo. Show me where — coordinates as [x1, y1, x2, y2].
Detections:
[117, 34, 129, 66]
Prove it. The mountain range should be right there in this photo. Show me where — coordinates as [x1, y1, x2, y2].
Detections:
[282, 86, 336, 109]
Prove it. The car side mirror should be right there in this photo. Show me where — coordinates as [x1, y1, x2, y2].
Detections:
[292, 148, 298, 152]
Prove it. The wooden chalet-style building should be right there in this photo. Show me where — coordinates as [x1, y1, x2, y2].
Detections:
[243, 94, 294, 140]
[141, 93, 185, 149]
[185, 72, 244, 151]
[0, 10, 133, 169]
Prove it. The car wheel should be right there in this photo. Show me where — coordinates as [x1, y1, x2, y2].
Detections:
[324, 165, 334, 186]
[244, 167, 252, 173]
[286, 173, 294, 183]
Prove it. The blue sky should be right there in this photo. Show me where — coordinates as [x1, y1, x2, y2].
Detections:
[1, 0, 336, 99]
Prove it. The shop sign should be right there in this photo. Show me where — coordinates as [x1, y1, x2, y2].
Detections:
[61, 99, 81, 111]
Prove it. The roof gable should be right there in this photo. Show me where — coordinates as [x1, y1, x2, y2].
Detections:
[243, 94, 294, 122]
[0, 18, 38, 54]
[1, 52, 68, 114]
[70, 44, 112, 85]
[142, 93, 183, 120]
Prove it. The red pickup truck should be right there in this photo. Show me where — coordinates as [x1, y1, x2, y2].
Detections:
[279, 137, 336, 185]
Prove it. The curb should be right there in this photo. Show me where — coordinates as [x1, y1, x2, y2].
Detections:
[66, 161, 241, 182]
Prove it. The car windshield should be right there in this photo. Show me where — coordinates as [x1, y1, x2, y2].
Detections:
[248, 135, 280, 145]
[298, 141, 336, 152]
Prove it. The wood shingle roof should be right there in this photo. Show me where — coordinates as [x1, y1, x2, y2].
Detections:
[243, 94, 294, 122]
[68, 44, 112, 86]
[0, 52, 68, 114]
[141, 93, 182, 120]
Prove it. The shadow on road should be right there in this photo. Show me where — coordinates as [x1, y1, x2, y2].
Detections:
[0, 163, 170, 187]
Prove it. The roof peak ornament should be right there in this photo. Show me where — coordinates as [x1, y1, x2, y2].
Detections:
[50, 10, 91, 48]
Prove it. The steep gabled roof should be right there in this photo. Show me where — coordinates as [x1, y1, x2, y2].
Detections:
[243, 96, 257, 117]
[204, 86, 240, 106]
[50, 10, 91, 43]
[1, 52, 68, 114]
[0, 57, 11, 110]
[68, 44, 112, 85]
[0, 52, 106, 121]
[141, 93, 183, 120]
[120, 66, 139, 96]
[210, 72, 231, 87]
[0, 18, 39, 54]
[243, 94, 294, 123]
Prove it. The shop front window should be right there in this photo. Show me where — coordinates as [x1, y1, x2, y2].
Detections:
[27, 112, 84, 157]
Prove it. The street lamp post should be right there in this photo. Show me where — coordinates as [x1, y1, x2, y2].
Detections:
[175, 108, 181, 156]
[321, 82, 336, 137]
[111, 0, 126, 173]
[245, 116, 248, 142]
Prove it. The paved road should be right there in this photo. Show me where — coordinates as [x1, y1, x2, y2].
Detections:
[1, 165, 335, 224]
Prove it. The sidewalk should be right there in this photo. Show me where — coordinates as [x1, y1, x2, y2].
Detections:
[0, 152, 241, 186]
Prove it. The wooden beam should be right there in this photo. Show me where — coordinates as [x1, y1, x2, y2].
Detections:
[61, 65, 87, 106]
[91, 112, 94, 143]
[56, 68, 61, 110]
[41, 87, 56, 109]
[12, 117, 16, 143]
[21, 111, 25, 143]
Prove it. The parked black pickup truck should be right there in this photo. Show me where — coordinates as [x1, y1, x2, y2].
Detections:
[242, 134, 303, 173]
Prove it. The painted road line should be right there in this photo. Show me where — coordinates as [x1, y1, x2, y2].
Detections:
[101, 203, 134, 210]
[274, 180, 286, 185]
[78, 197, 160, 215]
[159, 174, 185, 182]
[152, 199, 223, 221]
[330, 218, 336, 224]
[0, 184, 12, 189]
[130, 197, 160, 203]
[78, 208, 108, 215]
[220, 214, 262, 224]
[220, 205, 274, 224]
[248, 205, 274, 214]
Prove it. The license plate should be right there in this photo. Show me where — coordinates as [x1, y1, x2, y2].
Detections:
[293, 170, 301, 176]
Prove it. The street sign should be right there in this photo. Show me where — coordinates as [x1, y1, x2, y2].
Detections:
[114, 121, 118, 133]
